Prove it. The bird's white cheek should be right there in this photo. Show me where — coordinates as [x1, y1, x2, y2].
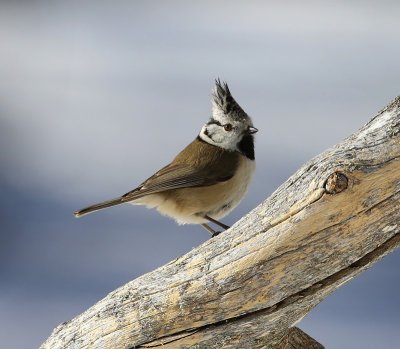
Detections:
[213, 133, 224, 143]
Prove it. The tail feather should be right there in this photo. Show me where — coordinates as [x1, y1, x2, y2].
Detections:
[74, 197, 124, 218]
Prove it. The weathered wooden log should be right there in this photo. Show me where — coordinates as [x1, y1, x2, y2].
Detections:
[278, 327, 324, 349]
[40, 96, 400, 349]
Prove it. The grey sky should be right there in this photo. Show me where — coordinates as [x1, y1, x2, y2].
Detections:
[0, 1, 399, 348]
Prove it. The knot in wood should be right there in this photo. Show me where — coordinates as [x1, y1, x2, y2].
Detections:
[324, 172, 348, 194]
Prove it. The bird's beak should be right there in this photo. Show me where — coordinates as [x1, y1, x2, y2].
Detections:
[248, 126, 258, 134]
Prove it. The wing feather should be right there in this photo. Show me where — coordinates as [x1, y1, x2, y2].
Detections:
[75, 138, 241, 217]
[120, 137, 240, 201]
[121, 163, 234, 201]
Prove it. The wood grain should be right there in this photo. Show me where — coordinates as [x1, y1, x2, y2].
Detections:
[40, 97, 400, 349]
[278, 327, 324, 349]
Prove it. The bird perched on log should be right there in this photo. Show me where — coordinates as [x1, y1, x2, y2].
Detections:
[74, 80, 258, 237]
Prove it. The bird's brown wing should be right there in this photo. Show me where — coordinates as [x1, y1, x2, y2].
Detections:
[74, 162, 228, 217]
[121, 138, 241, 201]
[121, 160, 236, 202]
[74, 139, 240, 217]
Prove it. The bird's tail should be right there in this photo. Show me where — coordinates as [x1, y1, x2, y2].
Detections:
[74, 197, 124, 218]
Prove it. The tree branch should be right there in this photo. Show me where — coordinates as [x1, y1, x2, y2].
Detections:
[40, 97, 400, 349]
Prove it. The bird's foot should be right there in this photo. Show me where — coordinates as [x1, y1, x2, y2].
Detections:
[211, 231, 222, 238]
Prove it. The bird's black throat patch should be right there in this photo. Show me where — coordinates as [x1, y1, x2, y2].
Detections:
[238, 134, 255, 160]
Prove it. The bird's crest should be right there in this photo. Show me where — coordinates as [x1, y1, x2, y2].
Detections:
[212, 79, 248, 122]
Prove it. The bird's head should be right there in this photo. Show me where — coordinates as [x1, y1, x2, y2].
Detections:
[199, 79, 258, 158]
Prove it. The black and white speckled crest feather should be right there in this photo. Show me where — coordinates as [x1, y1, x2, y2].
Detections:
[212, 79, 249, 122]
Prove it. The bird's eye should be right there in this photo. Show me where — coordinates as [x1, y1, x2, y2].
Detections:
[224, 123, 233, 131]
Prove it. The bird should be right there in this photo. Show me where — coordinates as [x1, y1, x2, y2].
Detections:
[74, 80, 258, 237]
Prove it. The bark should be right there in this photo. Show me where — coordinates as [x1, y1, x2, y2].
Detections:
[278, 327, 324, 349]
[40, 97, 400, 349]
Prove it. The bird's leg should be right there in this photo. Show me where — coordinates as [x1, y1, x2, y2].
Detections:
[204, 215, 230, 230]
[201, 223, 221, 238]
[201, 215, 231, 238]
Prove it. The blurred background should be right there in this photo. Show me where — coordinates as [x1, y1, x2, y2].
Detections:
[0, 1, 399, 348]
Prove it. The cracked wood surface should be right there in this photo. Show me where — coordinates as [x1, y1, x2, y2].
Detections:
[40, 97, 400, 349]
[277, 327, 325, 349]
